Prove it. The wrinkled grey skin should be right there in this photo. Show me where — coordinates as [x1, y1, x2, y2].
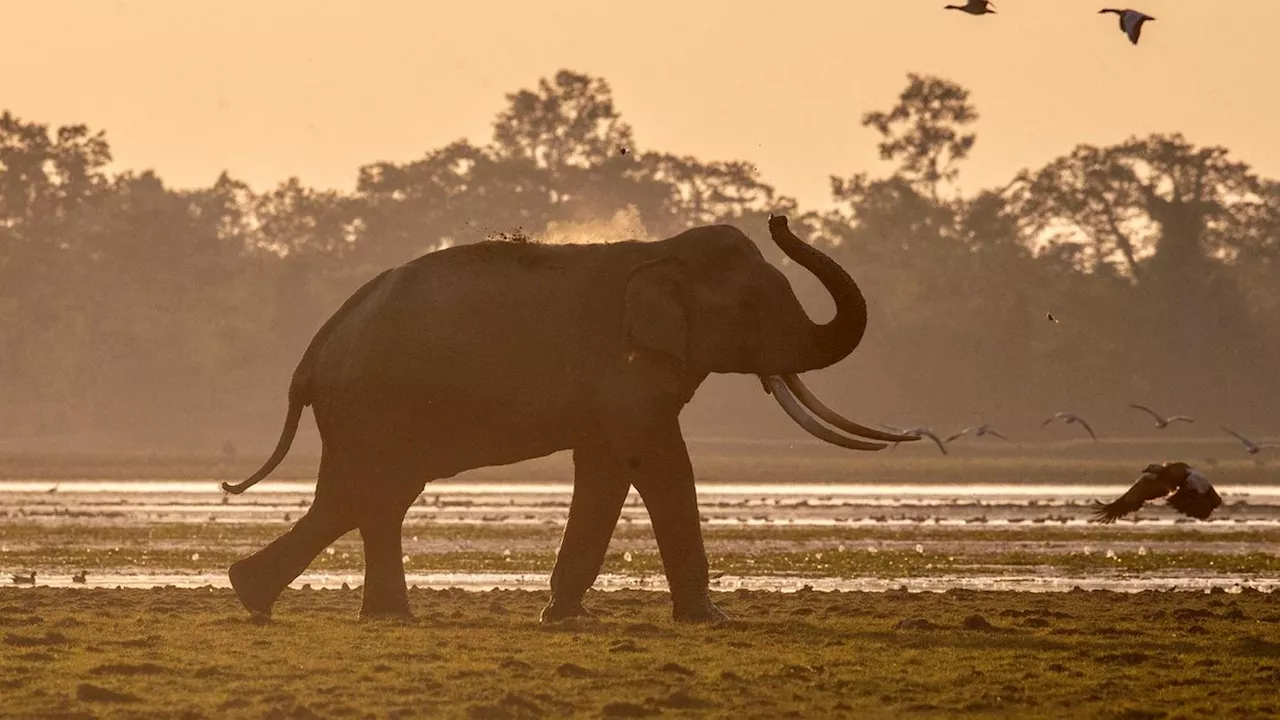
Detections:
[224, 215, 895, 623]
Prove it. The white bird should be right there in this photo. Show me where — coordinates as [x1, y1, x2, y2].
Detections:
[881, 424, 949, 455]
[946, 424, 1011, 443]
[1041, 412, 1098, 441]
[1221, 427, 1280, 456]
[1130, 404, 1194, 429]
[945, 0, 995, 15]
[1099, 8, 1154, 45]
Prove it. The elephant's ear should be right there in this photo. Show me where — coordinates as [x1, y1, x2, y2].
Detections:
[624, 257, 688, 365]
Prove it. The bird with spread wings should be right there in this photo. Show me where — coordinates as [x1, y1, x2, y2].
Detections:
[1041, 412, 1098, 441]
[946, 424, 1011, 443]
[945, 0, 995, 16]
[1130, 404, 1194, 429]
[1221, 427, 1280, 456]
[1091, 462, 1221, 524]
[881, 423, 949, 455]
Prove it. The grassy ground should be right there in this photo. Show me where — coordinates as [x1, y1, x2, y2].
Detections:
[2, 587, 1278, 718]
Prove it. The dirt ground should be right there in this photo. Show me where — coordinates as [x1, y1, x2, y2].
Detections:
[2, 587, 1278, 719]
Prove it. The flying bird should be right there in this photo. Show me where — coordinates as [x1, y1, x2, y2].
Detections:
[945, 0, 995, 15]
[1041, 412, 1098, 441]
[881, 423, 949, 455]
[1046, 312, 1059, 324]
[1099, 8, 1154, 45]
[946, 424, 1011, 443]
[1221, 426, 1280, 455]
[1091, 462, 1221, 523]
[1130, 404, 1194, 429]
[11, 571, 36, 585]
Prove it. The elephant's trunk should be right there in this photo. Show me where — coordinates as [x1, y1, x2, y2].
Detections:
[767, 215, 867, 372]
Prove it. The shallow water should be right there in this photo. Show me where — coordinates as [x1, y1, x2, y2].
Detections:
[6, 570, 1276, 594]
[5, 480, 1280, 528]
[4, 479, 1279, 593]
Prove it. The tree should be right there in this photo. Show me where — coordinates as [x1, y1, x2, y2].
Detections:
[858, 73, 978, 199]
[491, 70, 633, 170]
[1015, 134, 1276, 414]
[355, 70, 785, 261]
[1016, 133, 1268, 283]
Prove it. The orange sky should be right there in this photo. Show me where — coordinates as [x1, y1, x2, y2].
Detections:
[4, 1, 1276, 209]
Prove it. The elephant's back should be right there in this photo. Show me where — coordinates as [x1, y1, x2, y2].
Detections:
[307, 241, 626, 462]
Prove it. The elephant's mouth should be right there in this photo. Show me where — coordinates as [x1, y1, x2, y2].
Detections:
[761, 374, 920, 452]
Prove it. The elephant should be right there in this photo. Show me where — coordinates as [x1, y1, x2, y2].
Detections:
[222, 214, 917, 623]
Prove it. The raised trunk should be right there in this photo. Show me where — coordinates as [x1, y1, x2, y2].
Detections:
[767, 215, 867, 371]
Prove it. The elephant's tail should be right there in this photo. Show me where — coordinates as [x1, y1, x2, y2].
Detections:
[218, 263, 394, 491]
[220, 379, 307, 495]
[219, 267, 394, 496]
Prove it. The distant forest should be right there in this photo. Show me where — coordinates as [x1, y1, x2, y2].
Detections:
[2, 70, 1277, 452]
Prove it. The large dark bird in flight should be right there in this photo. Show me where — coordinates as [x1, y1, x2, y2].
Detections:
[946, 0, 995, 15]
[1090, 462, 1221, 524]
[1099, 8, 1155, 45]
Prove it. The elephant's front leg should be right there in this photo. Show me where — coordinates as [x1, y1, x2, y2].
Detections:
[541, 444, 632, 622]
[357, 484, 422, 620]
[630, 422, 727, 624]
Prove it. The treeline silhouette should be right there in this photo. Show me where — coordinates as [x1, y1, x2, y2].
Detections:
[2, 70, 1277, 453]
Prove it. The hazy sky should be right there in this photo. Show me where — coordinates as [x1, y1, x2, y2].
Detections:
[5, 1, 1277, 210]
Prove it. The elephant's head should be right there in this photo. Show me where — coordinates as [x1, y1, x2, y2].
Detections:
[624, 214, 917, 451]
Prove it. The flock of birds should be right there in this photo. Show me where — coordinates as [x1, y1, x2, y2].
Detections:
[882, 400, 1272, 524]
[884, 404, 1276, 457]
[935, 5, 1230, 522]
[945, 2, 1156, 46]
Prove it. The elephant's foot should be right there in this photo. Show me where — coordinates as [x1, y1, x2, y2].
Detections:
[359, 588, 413, 621]
[228, 558, 277, 618]
[358, 607, 415, 622]
[672, 595, 729, 625]
[539, 598, 595, 623]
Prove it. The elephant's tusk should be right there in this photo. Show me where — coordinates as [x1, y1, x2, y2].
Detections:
[780, 374, 921, 443]
[763, 376, 887, 452]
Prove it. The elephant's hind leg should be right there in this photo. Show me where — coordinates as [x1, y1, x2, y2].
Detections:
[541, 444, 632, 622]
[228, 459, 357, 616]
